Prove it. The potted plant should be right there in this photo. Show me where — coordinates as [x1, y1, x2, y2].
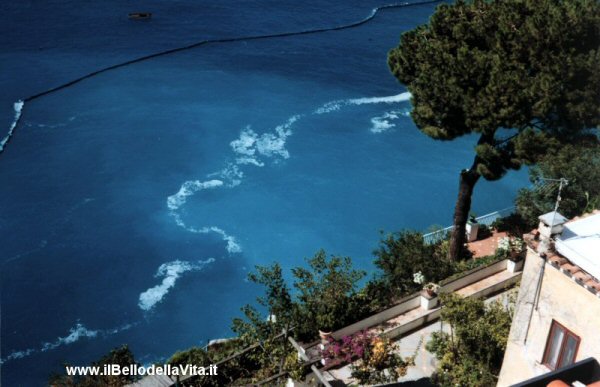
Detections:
[414, 271, 440, 296]
[509, 237, 525, 261]
[316, 307, 336, 342]
[497, 236, 525, 261]
[318, 328, 333, 342]
[468, 213, 478, 224]
[466, 213, 479, 242]
[423, 282, 440, 297]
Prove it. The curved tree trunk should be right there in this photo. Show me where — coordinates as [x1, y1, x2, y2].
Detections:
[448, 131, 496, 261]
[448, 168, 480, 260]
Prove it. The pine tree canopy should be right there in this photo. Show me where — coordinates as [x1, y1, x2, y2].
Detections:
[389, 0, 600, 181]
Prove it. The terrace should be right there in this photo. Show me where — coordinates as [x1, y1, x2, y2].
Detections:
[299, 254, 522, 386]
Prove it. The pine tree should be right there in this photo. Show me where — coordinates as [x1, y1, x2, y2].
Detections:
[388, 0, 600, 260]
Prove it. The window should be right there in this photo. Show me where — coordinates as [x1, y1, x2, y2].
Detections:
[542, 320, 580, 370]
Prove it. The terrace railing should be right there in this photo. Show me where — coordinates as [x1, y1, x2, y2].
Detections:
[422, 206, 515, 245]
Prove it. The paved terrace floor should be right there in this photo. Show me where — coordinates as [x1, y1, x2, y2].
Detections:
[468, 230, 507, 258]
[324, 320, 448, 385]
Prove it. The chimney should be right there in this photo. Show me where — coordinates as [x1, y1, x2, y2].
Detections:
[537, 211, 568, 254]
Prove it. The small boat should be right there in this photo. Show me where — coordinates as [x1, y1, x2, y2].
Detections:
[128, 12, 152, 20]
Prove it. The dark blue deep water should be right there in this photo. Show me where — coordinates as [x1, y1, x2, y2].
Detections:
[0, 1, 528, 385]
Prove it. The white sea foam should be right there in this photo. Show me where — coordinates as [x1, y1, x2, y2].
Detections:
[167, 94, 411, 255]
[236, 156, 265, 167]
[348, 92, 411, 106]
[315, 92, 412, 114]
[370, 116, 396, 133]
[230, 115, 300, 166]
[138, 258, 215, 311]
[167, 170, 242, 253]
[0, 100, 24, 152]
[214, 163, 244, 187]
[314, 100, 343, 114]
[105, 322, 137, 335]
[256, 131, 289, 158]
[0, 322, 136, 364]
[1, 348, 35, 363]
[369, 110, 410, 133]
[167, 179, 224, 211]
[206, 226, 241, 253]
[230, 126, 258, 156]
[167, 113, 298, 255]
[171, 212, 241, 254]
[41, 323, 99, 352]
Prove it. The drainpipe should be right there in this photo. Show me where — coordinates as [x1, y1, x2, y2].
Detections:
[533, 252, 547, 312]
[523, 252, 547, 345]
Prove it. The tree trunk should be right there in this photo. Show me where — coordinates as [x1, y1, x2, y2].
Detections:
[448, 168, 480, 261]
[448, 131, 496, 261]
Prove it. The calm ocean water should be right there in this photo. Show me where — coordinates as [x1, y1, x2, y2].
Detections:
[0, 1, 528, 385]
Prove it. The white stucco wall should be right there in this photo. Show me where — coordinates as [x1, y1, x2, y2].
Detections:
[497, 249, 600, 386]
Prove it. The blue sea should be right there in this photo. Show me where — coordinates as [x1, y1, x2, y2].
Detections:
[0, 1, 529, 385]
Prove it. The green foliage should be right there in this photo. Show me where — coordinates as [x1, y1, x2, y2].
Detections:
[169, 347, 212, 366]
[49, 345, 138, 387]
[516, 143, 600, 226]
[427, 293, 513, 387]
[249, 263, 294, 328]
[292, 250, 365, 338]
[389, 0, 600, 164]
[373, 231, 455, 299]
[231, 263, 297, 384]
[232, 263, 293, 346]
[447, 254, 501, 281]
[491, 212, 532, 238]
[476, 223, 492, 239]
[228, 253, 365, 382]
[355, 277, 396, 314]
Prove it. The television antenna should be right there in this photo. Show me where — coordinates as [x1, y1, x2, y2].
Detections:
[540, 177, 569, 228]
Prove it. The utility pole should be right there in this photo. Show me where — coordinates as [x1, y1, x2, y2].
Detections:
[546, 177, 569, 231]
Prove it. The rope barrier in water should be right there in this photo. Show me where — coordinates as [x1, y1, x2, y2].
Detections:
[0, 0, 444, 156]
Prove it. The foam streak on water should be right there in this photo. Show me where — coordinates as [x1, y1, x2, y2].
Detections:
[369, 109, 411, 133]
[0, 322, 136, 364]
[167, 179, 224, 211]
[167, 93, 413, 255]
[138, 259, 216, 311]
[0, 101, 24, 152]
[230, 114, 301, 167]
[314, 92, 411, 114]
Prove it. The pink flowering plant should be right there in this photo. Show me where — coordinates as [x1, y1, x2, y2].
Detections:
[319, 330, 417, 384]
[319, 330, 372, 367]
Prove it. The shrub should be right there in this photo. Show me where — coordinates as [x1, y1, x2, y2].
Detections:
[373, 231, 455, 300]
[427, 293, 514, 387]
